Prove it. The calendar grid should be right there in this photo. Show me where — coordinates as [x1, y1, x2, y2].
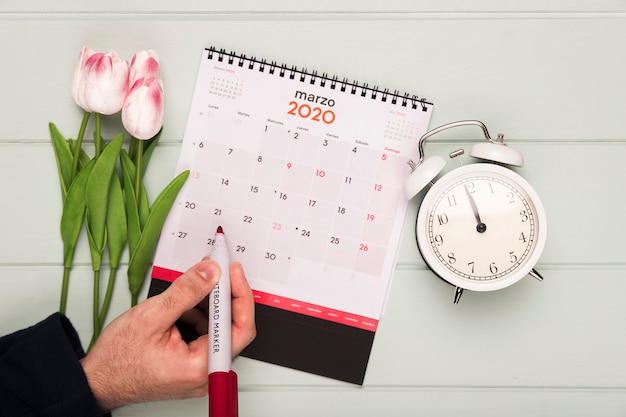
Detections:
[151, 47, 432, 334]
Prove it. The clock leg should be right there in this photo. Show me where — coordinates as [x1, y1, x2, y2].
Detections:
[528, 268, 544, 281]
[453, 286, 464, 304]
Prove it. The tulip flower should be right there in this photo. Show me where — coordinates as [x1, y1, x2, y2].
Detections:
[122, 50, 164, 140]
[71, 46, 129, 115]
[121, 50, 165, 208]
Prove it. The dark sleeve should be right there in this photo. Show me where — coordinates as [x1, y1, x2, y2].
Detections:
[0, 312, 107, 417]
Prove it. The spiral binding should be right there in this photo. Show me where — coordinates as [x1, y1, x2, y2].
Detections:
[205, 47, 431, 112]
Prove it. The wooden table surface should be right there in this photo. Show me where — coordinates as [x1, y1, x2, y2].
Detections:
[1, 2, 625, 415]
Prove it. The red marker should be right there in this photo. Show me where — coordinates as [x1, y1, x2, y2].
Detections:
[208, 226, 238, 417]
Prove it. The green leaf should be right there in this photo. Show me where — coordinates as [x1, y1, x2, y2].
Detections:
[85, 133, 124, 270]
[85, 219, 104, 272]
[120, 153, 141, 258]
[127, 170, 189, 298]
[60, 158, 95, 268]
[106, 171, 127, 269]
[119, 149, 150, 227]
[138, 183, 150, 228]
[141, 129, 161, 176]
[49, 123, 73, 198]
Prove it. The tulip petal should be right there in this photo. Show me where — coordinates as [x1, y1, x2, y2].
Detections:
[129, 50, 161, 87]
[122, 80, 164, 139]
[71, 46, 96, 110]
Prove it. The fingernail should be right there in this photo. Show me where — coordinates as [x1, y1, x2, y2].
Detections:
[196, 267, 209, 280]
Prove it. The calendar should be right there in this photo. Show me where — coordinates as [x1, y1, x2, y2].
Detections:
[149, 48, 433, 384]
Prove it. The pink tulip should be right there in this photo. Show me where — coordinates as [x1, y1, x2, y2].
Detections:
[121, 50, 164, 139]
[71, 46, 130, 115]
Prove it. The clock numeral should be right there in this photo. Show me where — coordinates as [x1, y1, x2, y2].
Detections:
[468, 261, 475, 273]
[520, 210, 529, 222]
[506, 191, 516, 203]
[489, 262, 498, 274]
[466, 182, 476, 193]
[447, 253, 457, 264]
[446, 194, 458, 207]
[519, 232, 527, 243]
[509, 251, 518, 263]
[437, 213, 449, 226]
[434, 234, 444, 246]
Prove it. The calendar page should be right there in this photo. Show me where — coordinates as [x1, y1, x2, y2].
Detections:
[149, 48, 433, 384]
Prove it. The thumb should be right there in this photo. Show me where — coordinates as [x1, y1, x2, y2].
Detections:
[148, 260, 221, 328]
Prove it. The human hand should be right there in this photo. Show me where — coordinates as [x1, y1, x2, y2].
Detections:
[80, 259, 256, 413]
[178, 260, 257, 356]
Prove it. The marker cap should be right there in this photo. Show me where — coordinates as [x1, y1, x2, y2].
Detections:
[209, 370, 238, 417]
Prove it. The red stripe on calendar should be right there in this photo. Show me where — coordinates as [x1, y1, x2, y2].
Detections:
[252, 290, 378, 332]
[151, 265, 183, 282]
[151, 265, 378, 332]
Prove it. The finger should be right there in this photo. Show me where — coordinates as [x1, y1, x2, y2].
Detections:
[197, 295, 209, 315]
[230, 262, 253, 302]
[179, 307, 209, 335]
[145, 260, 220, 328]
[231, 262, 254, 319]
[230, 262, 256, 355]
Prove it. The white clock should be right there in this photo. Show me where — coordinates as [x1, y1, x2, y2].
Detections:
[405, 120, 547, 303]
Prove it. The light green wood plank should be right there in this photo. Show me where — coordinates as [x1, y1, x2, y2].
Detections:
[2, 1, 626, 13]
[116, 388, 626, 417]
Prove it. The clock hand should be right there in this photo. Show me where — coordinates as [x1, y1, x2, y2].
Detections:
[464, 184, 487, 233]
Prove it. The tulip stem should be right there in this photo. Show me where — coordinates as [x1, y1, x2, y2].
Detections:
[70, 111, 91, 183]
[94, 113, 102, 158]
[98, 267, 118, 329]
[59, 266, 71, 314]
[91, 269, 101, 348]
[134, 138, 143, 204]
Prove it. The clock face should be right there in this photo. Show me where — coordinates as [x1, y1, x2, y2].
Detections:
[416, 163, 547, 291]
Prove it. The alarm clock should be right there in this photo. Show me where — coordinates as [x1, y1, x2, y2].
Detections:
[404, 120, 547, 304]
